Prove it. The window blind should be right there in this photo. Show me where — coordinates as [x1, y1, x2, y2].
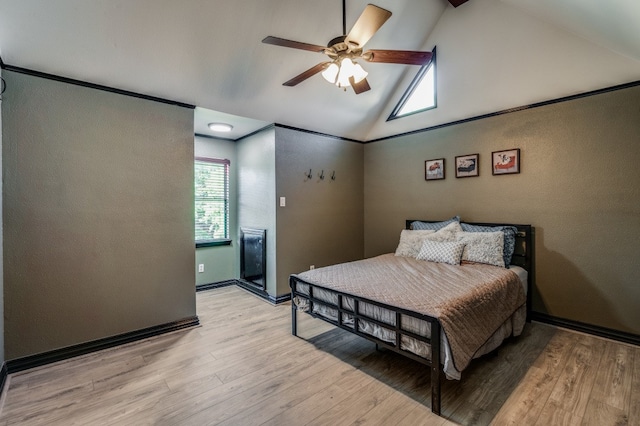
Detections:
[195, 157, 230, 242]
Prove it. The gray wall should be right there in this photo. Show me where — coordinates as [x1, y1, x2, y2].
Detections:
[237, 128, 277, 296]
[2, 71, 196, 360]
[275, 127, 364, 297]
[364, 85, 640, 335]
[194, 136, 238, 285]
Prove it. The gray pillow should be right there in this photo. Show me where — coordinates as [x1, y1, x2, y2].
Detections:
[460, 223, 518, 266]
[411, 216, 460, 231]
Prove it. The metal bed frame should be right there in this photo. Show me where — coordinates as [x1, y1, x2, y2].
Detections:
[289, 220, 534, 416]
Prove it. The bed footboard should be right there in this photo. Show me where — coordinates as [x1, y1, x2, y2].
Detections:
[290, 276, 442, 416]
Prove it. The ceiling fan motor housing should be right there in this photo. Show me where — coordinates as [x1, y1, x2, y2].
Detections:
[326, 35, 363, 60]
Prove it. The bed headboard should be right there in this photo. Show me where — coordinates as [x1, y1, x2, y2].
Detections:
[406, 220, 535, 320]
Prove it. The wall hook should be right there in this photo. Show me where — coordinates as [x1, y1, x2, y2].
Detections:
[331, 171, 336, 181]
[0, 77, 6, 101]
[318, 170, 325, 180]
[304, 169, 312, 180]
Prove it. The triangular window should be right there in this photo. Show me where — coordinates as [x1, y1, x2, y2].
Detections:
[388, 47, 437, 120]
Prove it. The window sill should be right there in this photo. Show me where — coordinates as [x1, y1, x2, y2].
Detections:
[196, 239, 232, 248]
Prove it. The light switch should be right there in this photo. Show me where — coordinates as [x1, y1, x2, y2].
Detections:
[279, 197, 286, 207]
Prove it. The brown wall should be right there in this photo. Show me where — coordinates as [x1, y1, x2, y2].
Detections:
[2, 71, 196, 360]
[276, 127, 364, 297]
[364, 85, 640, 335]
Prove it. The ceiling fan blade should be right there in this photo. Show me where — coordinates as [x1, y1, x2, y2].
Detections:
[449, 0, 470, 7]
[283, 62, 330, 86]
[344, 4, 392, 48]
[350, 77, 371, 95]
[363, 49, 432, 65]
[262, 36, 326, 53]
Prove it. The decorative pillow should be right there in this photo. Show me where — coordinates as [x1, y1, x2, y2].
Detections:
[424, 221, 463, 242]
[416, 240, 466, 265]
[456, 231, 505, 267]
[460, 223, 518, 266]
[394, 229, 436, 258]
[411, 216, 460, 231]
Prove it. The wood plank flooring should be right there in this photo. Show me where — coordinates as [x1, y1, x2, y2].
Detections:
[0, 286, 638, 425]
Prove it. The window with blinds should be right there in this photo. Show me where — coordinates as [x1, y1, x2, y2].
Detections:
[195, 157, 230, 245]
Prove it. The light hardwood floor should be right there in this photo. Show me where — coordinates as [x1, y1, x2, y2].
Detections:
[0, 286, 638, 425]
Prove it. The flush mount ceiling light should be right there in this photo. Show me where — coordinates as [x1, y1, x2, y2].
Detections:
[208, 122, 233, 133]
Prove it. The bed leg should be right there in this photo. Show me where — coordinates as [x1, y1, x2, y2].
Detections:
[291, 295, 298, 337]
[431, 365, 441, 416]
[431, 321, 442, 416]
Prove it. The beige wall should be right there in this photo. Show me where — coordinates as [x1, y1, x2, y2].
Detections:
[276, 127, 364, 297]
[2, 71, 196, 360]
[194, 136, 238, 285]
[364, 85, 640, 335]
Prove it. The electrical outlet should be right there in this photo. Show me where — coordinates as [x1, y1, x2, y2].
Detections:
[310, 265, 315, 270]
[198, 264, 205, 273]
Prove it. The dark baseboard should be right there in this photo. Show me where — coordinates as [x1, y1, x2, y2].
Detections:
[0, 363, 7, 397]
[6, 316, 200, 374]
[196, 279, 236, 292]
[270, 293, 292, 304]
[196, 279, 291, 305]
[531, 312, 640, 346]
[235, 280, 291, 305]
[4, 282, 288, 376]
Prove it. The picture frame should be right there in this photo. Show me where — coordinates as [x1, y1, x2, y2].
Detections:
[492, 148, 520, 175]
[425, 158, 445, 180]
[455, 153, 479, 178]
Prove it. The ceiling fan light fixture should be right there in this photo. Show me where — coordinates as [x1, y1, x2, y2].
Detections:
[351, 62, 368, 84]
[336, 58, 355, 87]
[321, 62, 340, 84]
[208, 122, 234, 133]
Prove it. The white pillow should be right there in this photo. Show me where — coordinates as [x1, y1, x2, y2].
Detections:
[456, 231, 505, 267]
[394, 229, 436, 258]
[416, 240, 466, 265]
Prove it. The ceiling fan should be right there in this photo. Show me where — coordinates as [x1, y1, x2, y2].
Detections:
[262, 2, 435, 95]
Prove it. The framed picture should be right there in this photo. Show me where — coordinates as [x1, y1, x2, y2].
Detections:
[492, 148, 520, 175]
[425, 158, 445, 180]
[455, 153, 479, 178]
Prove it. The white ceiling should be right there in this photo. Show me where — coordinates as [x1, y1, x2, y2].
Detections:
[1, 0, 639, 141]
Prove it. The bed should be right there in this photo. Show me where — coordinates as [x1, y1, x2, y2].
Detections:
[289, 219, 534, 416]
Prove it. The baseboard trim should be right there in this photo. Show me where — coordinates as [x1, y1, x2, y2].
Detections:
[6, 316, 200, 374]
[0, 363, 7, 397]
[5, 280, 291, 375]
[196, 279, 236, 292]
[531, 312, 640, 346]
[270, 293, 292, 304]
[234, 280, 291, 305]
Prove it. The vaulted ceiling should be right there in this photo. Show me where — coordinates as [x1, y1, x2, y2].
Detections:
[1, 0, 639, 141]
